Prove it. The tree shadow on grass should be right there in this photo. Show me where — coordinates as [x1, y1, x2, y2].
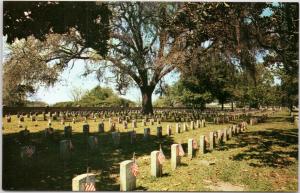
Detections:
[217, 127, 298, 168]
[2, 129, 175, 191]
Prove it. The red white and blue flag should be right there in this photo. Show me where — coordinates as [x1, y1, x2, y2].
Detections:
[21, 146, 35, 158]
[178, 143, 185, 156]
[158, 146, 166, 164]
[131, 154, 139, 177]
[84, 182, 96, 191]
[192, 139, 198, 149]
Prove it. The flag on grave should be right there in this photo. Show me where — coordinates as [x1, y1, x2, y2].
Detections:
[158, 146, 165, 164]
[192, 139, 198, 149]
[205, 136, 210, 146]
[131, 153, 139, 177]
[178, 143, 185, 156]
[84, 170, 96, 192]
[21, 146, 35, 158]
[84, 182, 96, 191]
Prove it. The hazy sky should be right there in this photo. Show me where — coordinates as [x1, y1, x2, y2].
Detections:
[29, 60, 180, 105]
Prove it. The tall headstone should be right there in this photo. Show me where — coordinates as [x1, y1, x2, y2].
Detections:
[31, 115, 36, 122]
[150, 119, 154, 126]
[130, 130, 136, 144]
[250, 118, 254, 126]
[6, 115, 11, 123]
[217, 130, 223, 143]
[208, 131, 214, 150]
[83, 123, 90, 135]
[142, 119, 147, 126]
[156, 126, 162, 138]
[44, 127, 54, 139]
[166, 126, 172, 136]
[123, 121, 128, 130]
[120, 160, 136, 191]
[64, 125, 72, 138]
[201, 119, 205, 128]
[190, 121, 194, 130]
[171, 144, 180, 170]
[98, 122, 105, 133]
[132, 120, 137, 128]
[196, 120, 200, 128]
[237, 126, 241, 134]
[188, 139, 195, 158]
[117, 117, 122, 124]
[88, 136, 98, 150]
[143, 128, 150, 140]
[151, 151, 162, 177]
[232, 125, 237, 135]
[228, 127, 232, 139]
[157, 119, 161, 125]
[199, 135, 206, 154]
[112, 132, 121, 147]
[42, 112, 47, 121]
[183, 123, 187, 132]
[60, 140, 72, 160]
[110, 122, 116, 132]
[175, 123, 180, 133]
[108, 118, 112, 129]
[223, 128, 228, 142]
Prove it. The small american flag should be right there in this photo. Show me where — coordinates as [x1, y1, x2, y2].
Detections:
[21, 146, 35, 158]
[178, 144, 185, 156]
[205, 137, 210, 146]
[158, 147, 165, 164]
[84, 182, 96, 191]
[192, 139, 198, 149]
[131, 154, 139, 177]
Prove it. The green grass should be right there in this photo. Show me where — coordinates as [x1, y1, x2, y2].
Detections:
[2, 110, 298, 191]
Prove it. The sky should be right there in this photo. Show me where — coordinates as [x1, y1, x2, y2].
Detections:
[29, 60, 180, 105]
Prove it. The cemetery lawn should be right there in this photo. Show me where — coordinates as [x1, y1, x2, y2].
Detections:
[2, 110, 298, 191]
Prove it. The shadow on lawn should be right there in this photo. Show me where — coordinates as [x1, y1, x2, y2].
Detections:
[216, 126, 298, 168]
[2, 129, 175, 191]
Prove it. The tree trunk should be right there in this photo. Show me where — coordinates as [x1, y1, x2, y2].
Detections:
[140, 86, 154, 115]
[231, 100, 234, 112]
[221, 102, 224, 111]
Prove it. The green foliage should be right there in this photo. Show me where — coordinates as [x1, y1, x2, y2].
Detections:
[25, 100, 48, 107]
[154, 81, 213, 108]
[3, 1, 111, 55]
[180, 51, 237, 109]
[76, 86, 135, 107]
[234, 64, 282, 108]
[256, 3, 298, 109]
[52, 101, 74, 107]
[52, 86, 135, 107]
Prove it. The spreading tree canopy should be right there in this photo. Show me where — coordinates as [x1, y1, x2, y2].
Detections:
[3, 2, 298, 111]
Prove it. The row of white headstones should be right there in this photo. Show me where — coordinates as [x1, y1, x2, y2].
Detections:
[72, 119, 251, 191]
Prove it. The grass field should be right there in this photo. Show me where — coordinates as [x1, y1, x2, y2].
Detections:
[2, 110, 298, 191]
